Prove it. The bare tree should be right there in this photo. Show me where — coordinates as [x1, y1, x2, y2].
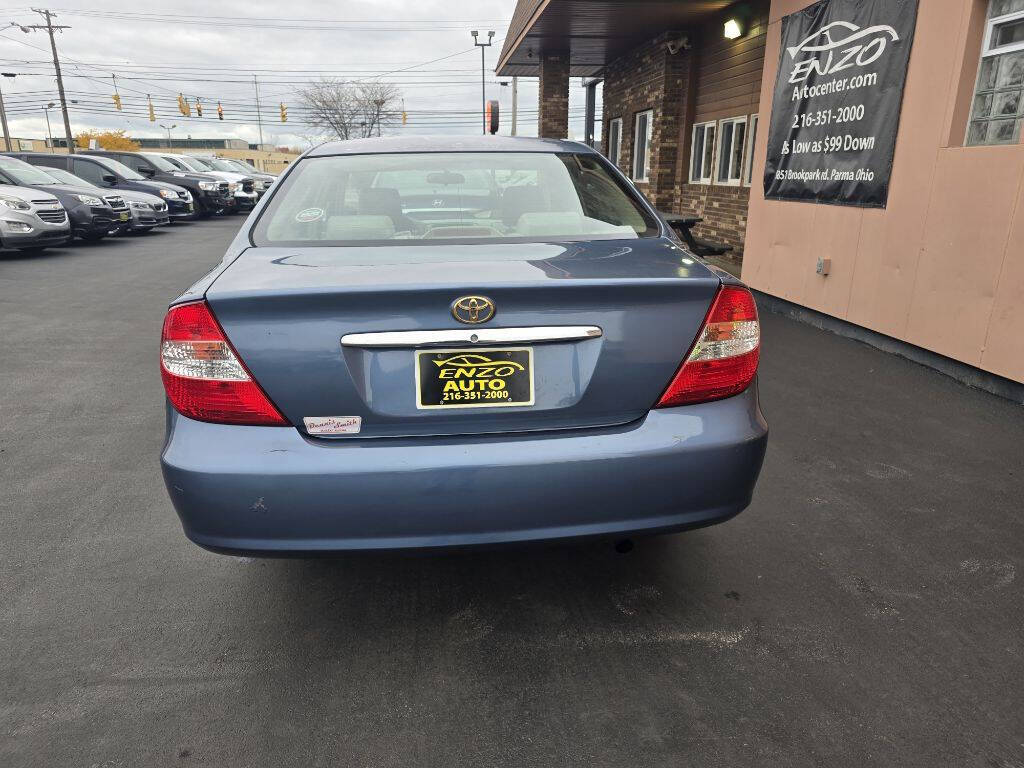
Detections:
[299, 79, 401, 140]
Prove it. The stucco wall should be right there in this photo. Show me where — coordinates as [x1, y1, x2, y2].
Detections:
[742, 0, 1024, 384]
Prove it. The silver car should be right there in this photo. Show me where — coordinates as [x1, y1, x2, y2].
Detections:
[39, 166, 170, 233]
[0, 186, 71, 252]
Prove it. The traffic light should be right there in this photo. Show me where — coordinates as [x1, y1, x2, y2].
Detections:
[196, 100, 203, 118]
[217, 102, 224, 121]
[148, 97, 156, 122]
[112, 93, 122, 111]
[177, 93, 186, 115]
[183, 97, 192, 117]
[279, 102, 287, 123]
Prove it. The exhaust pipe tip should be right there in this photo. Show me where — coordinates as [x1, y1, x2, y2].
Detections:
[613, 538, 634, 555]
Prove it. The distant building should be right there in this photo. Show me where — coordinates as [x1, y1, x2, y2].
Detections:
[134, 138, 251, 150]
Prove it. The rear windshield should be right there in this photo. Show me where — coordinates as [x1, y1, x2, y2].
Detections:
[252, 152, 658, 246]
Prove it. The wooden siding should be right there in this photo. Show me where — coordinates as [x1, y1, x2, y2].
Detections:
[692, 4, 769, 124]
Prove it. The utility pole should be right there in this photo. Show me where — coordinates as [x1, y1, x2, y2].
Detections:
[471, 30, 494, 135]
[20, 9, 75, 153]
[0, 73, 14, 152]
[511, 76, 518, 136]
[253, 75, 265, 149]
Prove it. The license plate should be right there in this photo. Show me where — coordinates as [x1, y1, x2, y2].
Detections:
[119, 211, 130, 222]
[415, 347, 534, 409]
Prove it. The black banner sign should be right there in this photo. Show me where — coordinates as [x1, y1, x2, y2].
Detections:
[763, 0, 919, 207]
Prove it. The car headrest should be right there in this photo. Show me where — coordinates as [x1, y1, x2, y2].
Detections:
[500, 185, 542, 226]
[359, 187, 402, 216]
[324, 215, 395, 241]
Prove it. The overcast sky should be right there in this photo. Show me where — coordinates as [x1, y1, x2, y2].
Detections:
[1, 1, 601, 148]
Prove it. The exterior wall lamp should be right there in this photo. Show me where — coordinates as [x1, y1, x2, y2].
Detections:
[723, 18, 744, 39]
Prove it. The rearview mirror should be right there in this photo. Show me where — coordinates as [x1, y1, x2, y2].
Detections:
[102, 174, 117, 184]
[427, 171, 465, 185]
[139, 167, 155, 177]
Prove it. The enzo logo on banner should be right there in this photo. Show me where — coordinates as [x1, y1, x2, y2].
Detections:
[786, 20, 900, 83]
[763, 0, 919, 208]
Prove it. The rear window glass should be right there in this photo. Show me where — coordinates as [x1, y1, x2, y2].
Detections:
[252, 152, 658, 246]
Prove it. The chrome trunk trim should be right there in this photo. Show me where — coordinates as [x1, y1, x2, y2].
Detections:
[341, 326, 603, 348]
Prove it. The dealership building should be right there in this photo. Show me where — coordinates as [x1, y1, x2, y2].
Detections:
[497, 0, 1024, 390]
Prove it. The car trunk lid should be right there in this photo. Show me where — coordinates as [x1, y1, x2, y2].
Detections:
[204, 239, 721, 437]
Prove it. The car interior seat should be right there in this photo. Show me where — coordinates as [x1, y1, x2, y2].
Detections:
[500, 185, 545, 228]
[358, 187, 417, 233]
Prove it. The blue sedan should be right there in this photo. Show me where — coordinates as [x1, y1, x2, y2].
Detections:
[159, 136, 768, 553]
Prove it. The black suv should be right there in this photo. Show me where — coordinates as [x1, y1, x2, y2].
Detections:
[84, 150, 233, 217]
[10, 152, 195, 221]
[0, 154, 128, 241]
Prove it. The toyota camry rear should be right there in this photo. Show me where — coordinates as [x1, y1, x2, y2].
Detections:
[159, 137, 768, 553]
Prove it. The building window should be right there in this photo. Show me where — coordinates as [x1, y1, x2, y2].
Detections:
[632, 109, 653, 182]
[715, 116, 747, 185]
[607, 117, 623, 167]
[744, 114, 759, 186]
[967, 0, 1024, 145]
[689, 121, 716, 184]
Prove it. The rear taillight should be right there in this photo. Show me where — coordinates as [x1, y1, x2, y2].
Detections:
[160, 301, 289, 426]
[655, 285, 760, 407]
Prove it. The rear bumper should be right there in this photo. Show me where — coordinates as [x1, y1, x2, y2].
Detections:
[161, 385, 768, 553]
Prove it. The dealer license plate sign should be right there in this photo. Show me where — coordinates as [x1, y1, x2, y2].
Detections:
[415, 348, 534, 409]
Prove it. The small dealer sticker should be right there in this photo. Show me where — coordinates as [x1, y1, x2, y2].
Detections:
[295, 207, 325, 223]
[303, 416, 362, 435]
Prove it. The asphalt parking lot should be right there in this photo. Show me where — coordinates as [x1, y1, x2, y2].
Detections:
[2, 219, 1022, 768]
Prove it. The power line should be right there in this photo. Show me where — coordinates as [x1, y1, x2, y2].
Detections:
[16, 8, 511, 32]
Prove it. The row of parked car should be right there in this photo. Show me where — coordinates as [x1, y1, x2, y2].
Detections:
[0, 150, 278, 252]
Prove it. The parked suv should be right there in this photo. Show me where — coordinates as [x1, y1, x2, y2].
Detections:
[194, 155, 276, 199]
[157, 153, 256, 212]
[0, 156, 127, 241]
[0, 185, 70, 252]
[11, 151, 194, 221]
[84, 150, 232, 217]
[36, 166, 169, 233]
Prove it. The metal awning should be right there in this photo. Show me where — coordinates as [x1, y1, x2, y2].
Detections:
[496, 0, 732, 77]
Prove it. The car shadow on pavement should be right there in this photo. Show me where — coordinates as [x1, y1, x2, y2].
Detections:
[244, 532, 728, 651]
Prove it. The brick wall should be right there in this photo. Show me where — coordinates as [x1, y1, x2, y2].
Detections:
[538, 52, 570, 139]
[601, 33, 691, 209]
[600, 0, 769, 264]
[676, 184, 750, 262]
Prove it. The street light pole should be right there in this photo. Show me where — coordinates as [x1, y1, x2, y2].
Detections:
[0, 72, 14, 152]
[159, 123, 177, 148]
[253, 75, 265, 149]
[471, 30, 494, 135]
[42, 102, 55, 152]
[511, 76, 518, 136]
